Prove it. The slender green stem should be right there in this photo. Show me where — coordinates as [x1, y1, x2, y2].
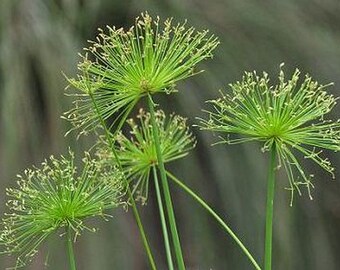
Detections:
[166, 171, 262, 270]
[147, 94, 186, 270]
[67, 226, 77, 270]
[89, 94, 157, 270]
[127, 187, 157, 270]
[264, 143, 277, 270]
[152, 166, 174, 270]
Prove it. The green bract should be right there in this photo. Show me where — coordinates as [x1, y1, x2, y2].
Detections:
[0, 151, 124, 268]
[64, 12, 219, 135]
[199, 65, 340, 204]
[97, 109, 196, 204]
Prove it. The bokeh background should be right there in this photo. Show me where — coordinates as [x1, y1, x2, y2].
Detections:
[1, 0, 340, 269]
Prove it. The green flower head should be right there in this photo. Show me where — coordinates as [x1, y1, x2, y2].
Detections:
[97, 109, 196, 204]
[199, 64, 340, 205]
[0, 151, 124, 268]
[64, 12, 219, 135]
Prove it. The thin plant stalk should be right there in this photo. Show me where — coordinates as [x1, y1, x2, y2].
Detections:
[199, 66, 340, 270]
[89, 93, 157, 270]
[166, 171, 262, 270]
[264, 144, 277, 270]
[152, 166, 175, 270]
[147, 94, 186, 270]
[67, 226, 77, 270]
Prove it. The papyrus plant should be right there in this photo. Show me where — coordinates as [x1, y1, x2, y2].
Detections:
[96, 109, 261, 269]
[64, 12, 219, 270]
[0, 151, 124, 269]
[199, 65, 340, 270]
[96, 109, 195, 269]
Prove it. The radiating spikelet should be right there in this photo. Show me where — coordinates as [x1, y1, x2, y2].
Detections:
[97, 109, 196, 204]
[199, 64, 340, 205]
[0, 150, 125, 268]
[64, 12, 219, 136]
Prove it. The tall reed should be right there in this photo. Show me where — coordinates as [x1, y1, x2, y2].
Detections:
[199, 65, 340, 269]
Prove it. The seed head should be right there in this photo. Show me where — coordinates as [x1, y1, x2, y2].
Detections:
[0, 151, 124, 267]
[97, 109, 196, 204]
[64, 12, 219, 136]
[199, 65, 340, 205]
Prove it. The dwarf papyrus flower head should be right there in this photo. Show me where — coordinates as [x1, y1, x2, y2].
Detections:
[0, 150, 124, 268]
[97, 109, 196, 204]
[64, 12, 219, 136]
[199, 64, 340, 205]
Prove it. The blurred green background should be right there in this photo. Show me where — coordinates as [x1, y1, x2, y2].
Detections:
[1, 0, 340, 269]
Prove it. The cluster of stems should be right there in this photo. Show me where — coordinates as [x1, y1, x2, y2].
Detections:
[61, 13, 261, 270]
[2, 13, 338, 270]
[86, 91, 261, 270]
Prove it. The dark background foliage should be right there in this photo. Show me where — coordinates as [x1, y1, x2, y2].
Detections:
[1, 0, 340, 269]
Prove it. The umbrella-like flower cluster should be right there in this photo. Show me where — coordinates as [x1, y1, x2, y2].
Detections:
[97, 109, 196, 204]
[64, 12, 219, 135]
[0, 151, 124, 267]
[199, 65, 340, 204]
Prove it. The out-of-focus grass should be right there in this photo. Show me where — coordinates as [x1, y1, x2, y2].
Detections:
[1, 0, 340, 269]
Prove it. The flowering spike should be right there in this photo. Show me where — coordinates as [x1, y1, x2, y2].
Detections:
[64, 12, 219, 135]
[0, 151, 125, 267]
[97, 109, 196, 204]
[199, 65, 340, 203]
